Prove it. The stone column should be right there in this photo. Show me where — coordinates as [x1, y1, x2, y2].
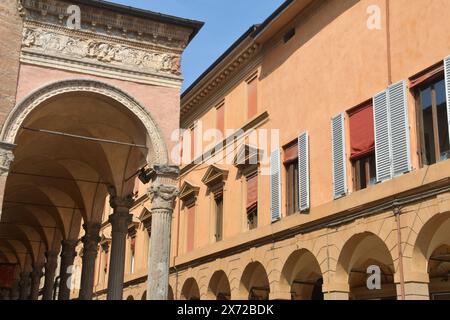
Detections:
[10, 279, 20, 300]
[42, 251, 59, 300]
[29, 264, 44, 300]
[58, 240, 77, 300]
[19, 271, 31, 300]
[147, 165, 179, 300]
[79, 223, 100, 300]
[106, 192, 133, 300]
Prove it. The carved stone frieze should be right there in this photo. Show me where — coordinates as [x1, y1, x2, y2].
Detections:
[22, 26, 182, 76]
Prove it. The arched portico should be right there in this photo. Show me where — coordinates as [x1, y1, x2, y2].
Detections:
[0, 79, 175, 300]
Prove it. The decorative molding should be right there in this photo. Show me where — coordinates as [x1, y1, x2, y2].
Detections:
[17, 0, 198, 88]
[233, 144, 262, 169]
[181, 43, 260, 119]
[0, 79, 168, 165]
[21, 25, 182, 75]
[179, 181, 200, 206]
[19, 0, 192, 49]
[201, 165, 228, 188]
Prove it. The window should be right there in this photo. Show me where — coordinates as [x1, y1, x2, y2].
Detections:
[247, 76, 258, 119]
[190, 125, 196, 161]
[216, 102, 225, 138]
[186, 205, 195, 252]
[416, 77, 450, 165]
[246, 171, 258, 230]
[284, 141, 299, 215]
[349, 102, 376, 191]
[129, 235, 136, 274]
[214, 191, 223, 241]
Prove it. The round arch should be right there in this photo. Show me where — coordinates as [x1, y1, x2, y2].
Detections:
[240, 261, 270, 300]
[181, 277, 200, 300]
[0, 79, 168, 165]
[336, 232, 397, 300]
[280, 249, 323, 300]
[207, 270, 231, 300]
[412, 212, 450, 299]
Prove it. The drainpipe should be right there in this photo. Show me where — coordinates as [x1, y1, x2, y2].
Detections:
[393, 202, 406, 300]
[385, 0, 392, 85]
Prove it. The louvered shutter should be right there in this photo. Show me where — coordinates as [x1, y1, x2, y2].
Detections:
[445, 56, 450, 144]
[373, 91, 392, 182]
[388, 80, 411, 176]
[270, 149, 282, 222]
[298, 132, 310, 211]
[331, 113, 347, 199]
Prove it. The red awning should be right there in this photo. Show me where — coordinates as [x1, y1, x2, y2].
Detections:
[349, 103, 375, 160]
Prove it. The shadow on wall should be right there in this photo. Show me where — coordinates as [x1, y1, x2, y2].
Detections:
[259, 0, 360, 81]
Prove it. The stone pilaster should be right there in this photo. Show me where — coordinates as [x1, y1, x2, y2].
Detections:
[79, 222, 100, 300]
[19, 271, 31, 300]
[147, 165, 179, 300]
[29, 263, 44, 300]
[106, 191, 133, 300]
[42, 250, 59, 300]
[58, 240, 77, 300]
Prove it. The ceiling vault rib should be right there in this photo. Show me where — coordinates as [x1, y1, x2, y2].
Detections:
[21, 126, 148, 149]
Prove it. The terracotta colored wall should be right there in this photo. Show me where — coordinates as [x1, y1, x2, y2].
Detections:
[174, 0, 450, 259]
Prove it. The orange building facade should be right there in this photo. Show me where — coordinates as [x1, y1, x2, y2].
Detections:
[1, 0, 450, 302]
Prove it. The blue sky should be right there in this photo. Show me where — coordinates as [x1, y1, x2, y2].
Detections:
[112, 0, 285, 91]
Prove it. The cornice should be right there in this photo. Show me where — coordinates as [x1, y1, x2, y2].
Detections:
[180, 41, 261, 120]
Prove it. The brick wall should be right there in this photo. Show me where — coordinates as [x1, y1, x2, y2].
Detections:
[0, 0, 22, 127]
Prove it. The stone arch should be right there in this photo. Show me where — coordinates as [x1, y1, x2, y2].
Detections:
[207, 270, 231, 300]
[141, 290, 147, 300]
[0, 79, 168, 165]
[180, 277, 200, 300]
[336, 232, 397, 300]
[280, 249, 323, 300]
[412, 211, 450, 299]
[239, 261, 270, 300]
[126, 295, 134, 300]
[168, 285, 174, 300]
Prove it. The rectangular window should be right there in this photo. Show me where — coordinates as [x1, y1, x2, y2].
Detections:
[190, 125, 195, 161]
[130, 236, 136, 274]
[246, 171, 258, 230]
[216, 103, 225, 138]
[416, 76, 450, 165]
[186, 205, 195, 252]
[214, 192, 223, 241]
[284, 141, 299, 215]
[349, 102, 377, 190]
[247, 77, 258, 119]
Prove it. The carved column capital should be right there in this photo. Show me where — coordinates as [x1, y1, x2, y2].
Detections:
[31, 264, 44, 280]
[148, 165, 180, 211]
[60, 240, 77, 260]
[81, 223, 101, 255]
[108, 190, 134, 213]
[45, 250, 59, 268]
[0, 142, 15, 176]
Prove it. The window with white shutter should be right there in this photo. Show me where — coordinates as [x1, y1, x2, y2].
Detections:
[270, 149, 282, 222]
[373, 91, 392, 182]
[298, 132, 310, 211]
[373, 80, 411, 182]
[332, 113, 347, 199]
[445, 56, 450, 147]
[389, 81, 411, 176]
